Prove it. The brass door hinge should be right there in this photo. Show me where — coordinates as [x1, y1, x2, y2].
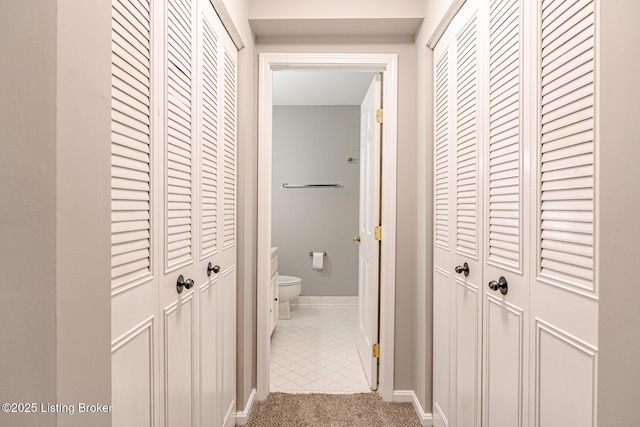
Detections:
[372, 343, 380, 358]
[374, 226, 382, 241]
[376, 108, 383, 124]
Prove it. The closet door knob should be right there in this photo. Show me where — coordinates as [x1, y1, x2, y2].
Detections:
[353, 236, 361, 243]
[454, 262, 470, 277]
[177, 275, 194, 294]
[488, 276, 508, 295]
[207, 262, 221, 276]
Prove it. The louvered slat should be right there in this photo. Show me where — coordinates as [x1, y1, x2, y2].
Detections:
[456, 15, 478, 256]
[222, 50, 237, 250]
[434, 51, 449, 249]
[200, 17, 218, 257]
[539, 0, 595, 291]
[111, 0, 152, 289]
[166, 0, 193, 268]
[488, 0, 521, 268]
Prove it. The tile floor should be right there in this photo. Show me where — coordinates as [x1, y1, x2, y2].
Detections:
[270, 304, 371, 394]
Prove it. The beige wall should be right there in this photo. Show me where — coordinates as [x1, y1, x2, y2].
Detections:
[0, 2, 58, 426]
[255, 42, 418, 390]
[598, 0, 640, 424]
[56, 0, 112, 425]
[0, 1, 112, 426]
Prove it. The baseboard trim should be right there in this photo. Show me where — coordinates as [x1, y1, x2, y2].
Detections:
[235, 388, 256, 426]
[394, 390, 433, 427]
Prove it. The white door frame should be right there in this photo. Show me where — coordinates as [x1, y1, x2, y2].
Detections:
[257, 52, 398, 402]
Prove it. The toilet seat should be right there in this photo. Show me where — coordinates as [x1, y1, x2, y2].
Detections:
[278, 275, 301, 286]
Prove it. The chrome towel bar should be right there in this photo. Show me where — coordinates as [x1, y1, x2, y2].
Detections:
[282, 183, 341, 189]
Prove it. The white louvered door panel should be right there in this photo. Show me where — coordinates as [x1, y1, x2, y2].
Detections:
[219, 34, 238, 427]
[452, 4, 484, 427]
[196, 4, 222, 427]
[433, 33, 454, 427]
[110, 0, 159, 426]
[432, 2, 484, 426]
[159, 0, 198, 425]
[482, 1, 530, 427]
[530, 0, 598, 425]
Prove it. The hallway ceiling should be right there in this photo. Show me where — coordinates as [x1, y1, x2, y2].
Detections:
[249, 18, 423, 41]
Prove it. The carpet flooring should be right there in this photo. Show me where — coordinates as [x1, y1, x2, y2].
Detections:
[245, 392, 421, 426]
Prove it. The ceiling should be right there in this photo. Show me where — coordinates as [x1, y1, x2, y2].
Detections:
[272, 71, 376, 106]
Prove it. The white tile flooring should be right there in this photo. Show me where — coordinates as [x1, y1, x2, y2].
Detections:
[270, 304, 371, 394]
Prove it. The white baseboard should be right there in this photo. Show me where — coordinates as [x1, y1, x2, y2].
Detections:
[235, 388, 256, 426]
[394, 390, 433, 427]
[294, 296, 358, 306]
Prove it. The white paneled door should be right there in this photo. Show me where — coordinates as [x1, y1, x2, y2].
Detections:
[530, 0, 598, 425]
[433, 2, 484, 426]
[432, 1, 599, 426]
[482, 0, 530, 426]
[357, 74, 382, 391]
[111, 0, 237, 425]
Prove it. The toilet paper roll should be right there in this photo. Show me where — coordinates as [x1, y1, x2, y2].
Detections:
[312, 252, 324, 269]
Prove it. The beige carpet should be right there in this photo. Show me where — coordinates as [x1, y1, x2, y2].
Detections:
[245, 392, 421, 426]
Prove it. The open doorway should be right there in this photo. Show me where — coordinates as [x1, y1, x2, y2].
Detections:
[257, 53, 399, 402]
[269, 70, 377, 394]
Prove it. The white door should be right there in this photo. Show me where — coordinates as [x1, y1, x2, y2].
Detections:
[197, 2, 224, 425]
[218, 28, 238, 427]
[356, 74, 382, 390]
[432, 2, 483, 426]
[529, 0, 598, 425]
[481, 0, 530, 426]
[451, 3, 484, 427]
[194, 2, 239, 427]
[159, 0, 198, 424]
[110, 0, 158, 425]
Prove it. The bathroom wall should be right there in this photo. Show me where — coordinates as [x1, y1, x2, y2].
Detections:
[272, 106, 360, 296]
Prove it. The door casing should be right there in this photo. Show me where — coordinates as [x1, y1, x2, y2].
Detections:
[256, 52, 399, 401]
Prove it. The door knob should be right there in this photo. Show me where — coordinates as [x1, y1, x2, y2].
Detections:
[353, 236, 361, 243]
[488, 276, 508, 295]
[207, 262, 220, 277]
[454, 262, 470, 277]
[176, 275, 194, 294]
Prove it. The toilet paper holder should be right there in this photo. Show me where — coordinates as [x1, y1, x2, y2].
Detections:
[309, 252, 327, 257]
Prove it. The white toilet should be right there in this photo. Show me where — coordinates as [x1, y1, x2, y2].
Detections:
[277, 275, 302, 320]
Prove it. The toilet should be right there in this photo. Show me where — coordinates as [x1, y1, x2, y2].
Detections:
[277, 275, 302, 320]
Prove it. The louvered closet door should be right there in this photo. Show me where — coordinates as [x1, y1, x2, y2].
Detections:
[197, 2, 222, 426]
[481, 0, 530, 426]
[452, 5, 484, 427]
[195, 2, 238, 426]
[530, 0, 598, 425]
[218, 27, 238, 427]
[110, 0, 159, 425]
[432, 17, 455, 427]
[158, 0, 198, 424]
[432, 2, 484, 426]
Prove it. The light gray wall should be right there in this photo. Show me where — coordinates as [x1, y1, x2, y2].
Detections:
[0, 2, 58, 426]
[272, 106, 360, 296]
[0, 1, 112, 426]
[256, 42, 417, 391]
[56, 0, 112, 425]
[598, 0, 640, 425]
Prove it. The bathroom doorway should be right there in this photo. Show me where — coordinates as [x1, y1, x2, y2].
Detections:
[257, 53, 399, 402]
[269, 70, 376, 394]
